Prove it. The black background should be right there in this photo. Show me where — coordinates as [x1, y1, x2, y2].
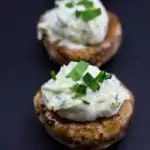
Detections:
[0, 0, 149, 150]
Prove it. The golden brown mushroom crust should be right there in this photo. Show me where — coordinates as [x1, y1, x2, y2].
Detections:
[33, 86, 134, 149]
[39, 11, 122, 67]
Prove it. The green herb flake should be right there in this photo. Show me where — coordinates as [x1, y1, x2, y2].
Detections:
[75, 10, 83, 18]
[71, 84, 87, 98]
[81, 8, 101, 22]
[77, 0, 94, 8]
[105, 73, 112, 80]
[71, 84, 79, 92]
[50, 70, 56, 80]
[66, 61, 89, 81]
[74, 84, 87, 94]
[95, 71, 112, 83]
[83, 73, 100, 91]
[65, 2, 74, 8]
[95, 71, 105, 83]
[82, 100, 90, 105]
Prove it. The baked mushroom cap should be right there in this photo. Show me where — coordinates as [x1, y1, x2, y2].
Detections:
[40, 11, 122, 67]
[33, 85, 134, 149]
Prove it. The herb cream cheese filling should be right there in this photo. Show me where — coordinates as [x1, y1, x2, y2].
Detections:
[37, 0, 109, 49]
[41, 61, 129, 122]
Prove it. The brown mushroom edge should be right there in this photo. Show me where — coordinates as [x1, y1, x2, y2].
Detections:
[33, 86, 134, 150]
[39, 11, 122, 67]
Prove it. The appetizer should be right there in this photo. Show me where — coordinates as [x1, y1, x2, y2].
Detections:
[33, 61, 134, 149]
[37, 0, 122, 67]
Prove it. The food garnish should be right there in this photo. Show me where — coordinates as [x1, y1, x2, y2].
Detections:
[83, 72, 100, 91]
[95, 71, 112, 83]
[50, 70, 56, 80]
[65, 0, 101, 22]
[65, 2, 74, 8]
[66, 61, 89, 81]
[71, 83, 87, 98]
[82, 99, 90, 104]
[76, 8, 101, 22]
[67, 61, 112, 97]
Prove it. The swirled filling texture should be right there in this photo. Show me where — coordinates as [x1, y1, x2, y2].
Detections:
[41, 61, 129, 122]
[37, 0, 109, 49]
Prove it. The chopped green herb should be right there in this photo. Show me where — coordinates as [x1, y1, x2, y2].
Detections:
[105, 73, 112, 79]
[72, 84, 87, 94]
[81, 8, 101, 22]
[65, 2, 74, 8]
[77, 0, 94, 8]
[75, 10, 82, 18]
[83, 73, 100, 91]
[95, 71, 106, 83]
[71, 84, 79, 92]
[50, 70, 56, 80]
[71, 84, 87, 98]
[76, 8, 101, 22]
[95, 71, 112, 83]
[82, 100, 90, 105]
[66, 61, 89, 81]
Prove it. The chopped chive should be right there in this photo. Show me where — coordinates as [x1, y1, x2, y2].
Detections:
[50, 70, 56, 80]
[77, 0, 94, 8]
[82, 100, 90, 105]
[81, 8, 101, 22]
[65, 2, 74, 8]
[105, 73, 112, 79]
[73, 84, 87, 94]
[66, 61, 89, 81]
[95, 71, 112, 83]
[83, 73, 100, 91]
[95, 71, 106, 83]
[75, 8, 101, 22]
[71, 84, 79, 92]
[71, 84, 87, 98]
[75, 10, 82, 18]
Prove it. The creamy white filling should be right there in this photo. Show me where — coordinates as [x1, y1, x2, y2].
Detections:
[37, 0, 109, 49]
[41, 62, 129, 122]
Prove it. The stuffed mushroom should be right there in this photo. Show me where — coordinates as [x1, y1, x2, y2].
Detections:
[37, 0, 122, 67]
[33, 61, 134, 149]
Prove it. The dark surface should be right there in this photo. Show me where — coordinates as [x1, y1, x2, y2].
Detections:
[0, 0, 149, 149]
